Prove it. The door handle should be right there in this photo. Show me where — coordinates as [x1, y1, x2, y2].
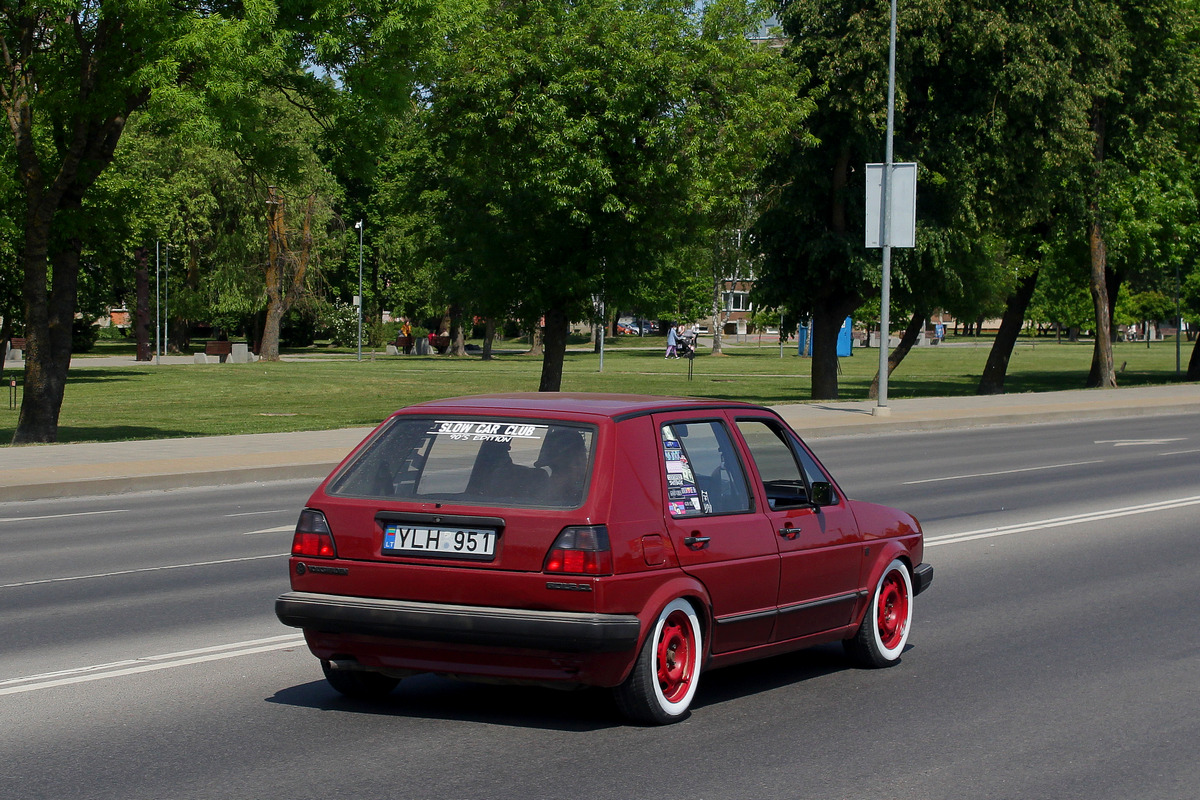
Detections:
[683, 535, 710, 549]
[778, 526, 799, 539]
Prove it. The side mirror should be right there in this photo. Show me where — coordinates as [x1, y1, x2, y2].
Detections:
[809, 481, 833, 507]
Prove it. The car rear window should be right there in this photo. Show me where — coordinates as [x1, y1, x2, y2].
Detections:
[326, 417, 596, 509]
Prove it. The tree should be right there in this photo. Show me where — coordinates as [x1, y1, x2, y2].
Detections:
[1, 2, 282, 443]
[685, 2, 808, 357]
[426, 0, 702, 391]
[1076, 0, 1200, 388]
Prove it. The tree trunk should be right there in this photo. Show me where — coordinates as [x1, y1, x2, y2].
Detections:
[260, 190, 316, 362]
[1087, 267, 1121, 387]
[1188, 332, 1200, 380]
[710, 264, 729, 356]
[482, 317, 496, 361]
[447, 304, 466, 356]
[260, 187, 288, 362]
[539, 307, 568, 392]
[811, 295, 858, 400]
[1085, 104, 1116, 389]
[809, 143, 860, 401]
[870, 308, 927, 400]
[135, 248, 152, 361]
[1085, 220, 1116, 389]
[16, 225, 81, 443]
[526, 324, 543, 357]
[977, 270, 1040, 395]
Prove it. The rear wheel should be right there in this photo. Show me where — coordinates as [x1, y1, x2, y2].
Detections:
[845, 559, 913, 667]
[614, 598, 703, 724]
[321, 660, 401, 700]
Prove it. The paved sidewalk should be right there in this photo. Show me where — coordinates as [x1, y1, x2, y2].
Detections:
[0, 384, 1195, 502]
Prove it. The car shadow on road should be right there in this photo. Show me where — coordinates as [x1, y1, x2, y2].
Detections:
[266, 674, 626, 732]
[691, 642, 859, 711]
[264, 641, 898, 730]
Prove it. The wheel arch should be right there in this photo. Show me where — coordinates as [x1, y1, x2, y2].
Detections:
[856, 542, 916, 622]
[623, 576, 713, 678]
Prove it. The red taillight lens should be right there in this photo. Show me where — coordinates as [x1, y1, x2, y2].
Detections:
[291, 509, 336, 558]
[544, 525, 612, 575]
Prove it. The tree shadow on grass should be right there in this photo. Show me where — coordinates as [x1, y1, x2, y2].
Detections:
[64, 369, 157, 384]
[0, 424, 204, 444]
[55, 425, 204, 442]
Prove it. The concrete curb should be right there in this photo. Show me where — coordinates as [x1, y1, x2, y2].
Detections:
[1, 385, 1196, 501]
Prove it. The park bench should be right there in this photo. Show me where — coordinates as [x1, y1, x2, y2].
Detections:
[393, 335, 415, 354]
[204, 340, 233, 363]
[431, 335, 451, 354]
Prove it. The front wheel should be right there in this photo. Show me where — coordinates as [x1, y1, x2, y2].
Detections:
[614, 598, 703, 724]
[844, 559, 913, 668]
[321, 660, 401, 700]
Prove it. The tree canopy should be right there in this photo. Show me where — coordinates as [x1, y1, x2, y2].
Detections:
[4, 0, 1200, 443]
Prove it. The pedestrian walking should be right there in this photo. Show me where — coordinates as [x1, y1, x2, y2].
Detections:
[665, 325, 679, 358]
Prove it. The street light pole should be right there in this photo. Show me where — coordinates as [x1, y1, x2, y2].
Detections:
[164, 243, 169, 358]
[875, 0, 898, 417]
[155, 240, 161, 365]
[355, 220, 363, 362]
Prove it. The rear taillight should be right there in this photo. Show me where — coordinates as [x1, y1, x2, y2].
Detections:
[291, 509, 336, 558]
[544, 525, 612, 575]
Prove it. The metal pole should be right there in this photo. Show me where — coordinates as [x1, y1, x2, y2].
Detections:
[356, 220, 363, 362]
[875, 0, 898, 416]
[1177, 261, 1182, 375]
[598, 300, 605, 374]
[155, 240, 160, 365]
[164, 244, 169, 357]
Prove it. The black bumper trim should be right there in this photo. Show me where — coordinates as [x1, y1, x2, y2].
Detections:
[913, 563, 934, 596]
[275, 592, 641, 653]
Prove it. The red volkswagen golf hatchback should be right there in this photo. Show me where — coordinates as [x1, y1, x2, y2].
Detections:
[276, 394, 932, 724]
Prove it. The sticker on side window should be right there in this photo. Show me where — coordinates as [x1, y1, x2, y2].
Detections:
[662, 425, 702, 516]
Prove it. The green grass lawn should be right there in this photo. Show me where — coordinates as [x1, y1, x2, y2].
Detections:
[2, 336, 1193, 444]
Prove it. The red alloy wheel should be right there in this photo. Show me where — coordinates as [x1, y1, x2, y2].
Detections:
[876, 568, 910, 650]
[656, 609, 696, 703]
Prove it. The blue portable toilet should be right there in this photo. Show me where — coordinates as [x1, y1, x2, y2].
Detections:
[837, 317, 853, 357]
[797, 317, 853, 357]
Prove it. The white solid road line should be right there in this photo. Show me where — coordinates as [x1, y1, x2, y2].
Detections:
[902, 460, 1104, 485]
[0, 509, 128, 523]
[0, 552, 290, 589]
[926, 495, 1200, 547]
[243, 525, 296, 535]
[0, 634, 307, 696]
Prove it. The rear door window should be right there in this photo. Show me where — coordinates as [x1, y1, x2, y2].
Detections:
[327, 417, 595, 509]
[660, 420, 753, 517]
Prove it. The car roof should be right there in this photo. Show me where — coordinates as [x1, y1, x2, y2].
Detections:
[398, 393, 767, 422]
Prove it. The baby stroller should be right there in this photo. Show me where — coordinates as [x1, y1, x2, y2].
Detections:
[676, 330, 698, 360]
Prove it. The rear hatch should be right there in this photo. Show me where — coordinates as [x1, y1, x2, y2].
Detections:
[312, 414, 603, 575]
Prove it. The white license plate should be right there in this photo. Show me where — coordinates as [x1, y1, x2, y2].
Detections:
[382, 524, 497, 558]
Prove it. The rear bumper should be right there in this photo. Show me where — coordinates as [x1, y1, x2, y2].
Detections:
[912, 562, 934, 596]
[275, 591, 641, 654]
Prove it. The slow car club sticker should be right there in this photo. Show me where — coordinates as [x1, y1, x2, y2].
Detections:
[662, 426, 702, 515]
[429, 420, 547, 443]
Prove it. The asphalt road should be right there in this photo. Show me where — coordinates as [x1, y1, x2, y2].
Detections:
[2, 414, 1198, 800]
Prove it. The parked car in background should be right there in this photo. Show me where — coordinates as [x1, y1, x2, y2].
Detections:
[276, 393, 933, 724]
